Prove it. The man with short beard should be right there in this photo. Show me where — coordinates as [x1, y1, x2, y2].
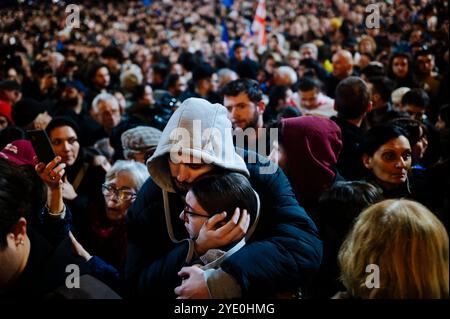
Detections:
[222, 79, 272, 157]
[59, 81, 85, 114]
[55, 81, 103, 147]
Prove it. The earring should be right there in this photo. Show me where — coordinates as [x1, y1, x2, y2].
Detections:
[19, 240, 24, 245]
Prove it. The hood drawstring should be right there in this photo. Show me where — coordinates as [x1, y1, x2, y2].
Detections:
[406, 174, 412, 194]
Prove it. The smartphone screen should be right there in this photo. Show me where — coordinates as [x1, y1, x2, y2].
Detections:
[26, 129, 56, 164]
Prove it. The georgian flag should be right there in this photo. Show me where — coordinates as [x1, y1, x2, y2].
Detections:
[251, 0, 267, 51]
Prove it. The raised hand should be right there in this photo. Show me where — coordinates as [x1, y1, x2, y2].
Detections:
[35, 156, 66, 189]
[194, 208, 250, 256]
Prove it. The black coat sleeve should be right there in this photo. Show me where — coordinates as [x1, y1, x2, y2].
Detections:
[37, 205, 73, 246]
[125, 178, 189, 298]
[126, 155, 322, 298]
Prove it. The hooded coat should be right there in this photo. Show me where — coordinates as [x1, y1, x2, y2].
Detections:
[281, 116, 343, 214]
[125, 98, 322, 298]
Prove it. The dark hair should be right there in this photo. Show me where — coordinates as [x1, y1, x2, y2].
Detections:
[299, 58, 321, 78]
[0, 80, 21, 92]
[0, 158, 32, 249]
[390, 118, 427, 146]
[152, 63, 169, 77]
[190, 172, 258, 227]
[387, 52, 413, 79]
[31, 60, 53, 78]
[360, 63, 385, 79]
[232, 42, 246, 52]
[297, 76, 322, 92]
[221, 78, 262, 104]
[299, 58, 319, 69]
[317, 181, 383, 244]
[86, 62, 109, 86]
[164, 73, 181, 90]
[11, 98, 46, 128]
[335, 76, 370, 120]
[0, 126, 26, 150]
[387, 22, 402, 34]
[414, 48, 434, 60]
[358, 52, 375, 62]
[236, 60, 261, 80]
[278, 106, 301, 119]
[401, 88, 430, 110]
[101, 45, 124, 63]
[360, 124, 410, 156]
[178, 52, 200, 72]
[368, 76, 396, 103]
[132, 83, 150, 101]
[4, 65, 26, 80]
[267, 85, 290, 109]
[45, 116, 80, 139]
[192, 63, 215, 83]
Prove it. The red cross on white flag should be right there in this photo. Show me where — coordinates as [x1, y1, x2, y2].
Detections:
[252, 0, 267, 52]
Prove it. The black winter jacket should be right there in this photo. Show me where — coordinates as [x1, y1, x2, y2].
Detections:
[125, 152, 323, 298]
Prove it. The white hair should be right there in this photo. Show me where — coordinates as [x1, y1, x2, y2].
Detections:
[276, 66, 298, 84]
[300, 43, 318, 60]
[50, 52, 65, 63]
[217, 68, 238, 79]
[105, 160, 149, 191]
[120, 64, 143, 90]
[391, 87, 411, 106]
[91, 92, 119, 114]
[217, 68, 238, 88]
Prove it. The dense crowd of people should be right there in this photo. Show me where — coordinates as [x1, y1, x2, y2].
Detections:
[0, 0, 448, 299]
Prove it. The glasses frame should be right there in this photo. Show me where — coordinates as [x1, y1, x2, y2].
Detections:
[182, 206, 210, 220]
[102, 183, 137, 201]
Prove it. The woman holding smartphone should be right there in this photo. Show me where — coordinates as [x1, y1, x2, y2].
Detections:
[45, 116, 106, 241]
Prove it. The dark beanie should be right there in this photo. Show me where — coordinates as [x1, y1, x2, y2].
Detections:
[0, 80, 21, 92]
[11, 98, 46, 128]
[45, 116, 80, 138]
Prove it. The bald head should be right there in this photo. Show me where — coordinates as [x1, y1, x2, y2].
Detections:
[332, 50, 353, 79]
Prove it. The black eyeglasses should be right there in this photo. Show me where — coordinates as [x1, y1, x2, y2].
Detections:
[102, 184, 137, 201]
[182, 206, 209, 219]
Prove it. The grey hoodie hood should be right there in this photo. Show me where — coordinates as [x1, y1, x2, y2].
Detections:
[147, 97, 249, 192]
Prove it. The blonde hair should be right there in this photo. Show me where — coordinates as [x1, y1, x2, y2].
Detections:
[338, 199, 449, 299]
[358, 35, 377, 54]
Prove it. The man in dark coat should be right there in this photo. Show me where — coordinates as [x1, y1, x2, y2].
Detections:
[125, 97, 322, 298]
[332, 77, 372, 181]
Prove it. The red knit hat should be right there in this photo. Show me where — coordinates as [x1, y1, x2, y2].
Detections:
[0, 139, 36, 166]
[0, 100, 13, 124]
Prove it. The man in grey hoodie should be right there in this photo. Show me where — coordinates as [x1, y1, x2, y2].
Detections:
[125, 97, 322, 298]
